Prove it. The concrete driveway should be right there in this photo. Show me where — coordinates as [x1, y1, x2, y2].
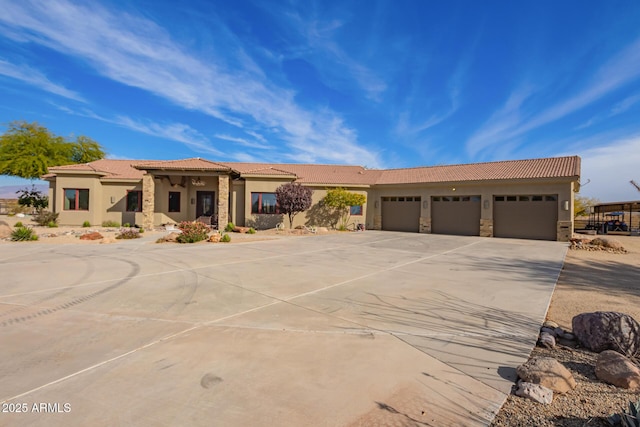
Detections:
[0, 231, 567, 426]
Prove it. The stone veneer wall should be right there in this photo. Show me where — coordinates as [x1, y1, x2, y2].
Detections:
[419, 217, 431, 233]
[372, 214, 382, 230]
[142, 174, 155, 231]
[480, 219, 493, 237]
[557, 220, 572, 242]
[218, 175, 229, 229]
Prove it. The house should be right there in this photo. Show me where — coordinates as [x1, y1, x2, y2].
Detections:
[43, 155, 581, 241]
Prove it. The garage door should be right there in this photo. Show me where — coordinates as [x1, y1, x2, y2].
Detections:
[494, 195, 558, 240]
[431, 195, 481, 236]
[381, 196, 421, 232]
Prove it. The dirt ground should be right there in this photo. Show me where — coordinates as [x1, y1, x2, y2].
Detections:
[491, 234, 640, 426]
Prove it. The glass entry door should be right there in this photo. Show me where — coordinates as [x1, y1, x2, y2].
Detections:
[196, 191, 215, 217]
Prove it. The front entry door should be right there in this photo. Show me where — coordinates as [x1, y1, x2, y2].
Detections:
[196, 191, 215, 217]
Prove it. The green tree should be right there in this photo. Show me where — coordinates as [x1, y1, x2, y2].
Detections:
[574, 194, 600, 218]
[0, 121, 106, 179]
[16, 185, 48, 210]
[323, 187, 366, 230]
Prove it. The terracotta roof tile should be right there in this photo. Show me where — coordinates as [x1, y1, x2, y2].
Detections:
[45, 156, 580, 185]
[374, 156, 580, 184]
[133, 158, 231, 171]
[48, 159, 145, 180]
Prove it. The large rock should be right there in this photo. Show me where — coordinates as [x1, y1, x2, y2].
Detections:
[595, 350, 640, 390]
[516, 357, 576, 394]
[515, 381, 553, 404]
[572, 312, 640, 358]
[0, 221, 12, 239]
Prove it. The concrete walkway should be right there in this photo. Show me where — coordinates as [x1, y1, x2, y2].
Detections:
[0, 232, 567, 426]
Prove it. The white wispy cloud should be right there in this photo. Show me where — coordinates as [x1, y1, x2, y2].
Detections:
[214, 134, 273, 150]
[0, 58, 84, 101]
[466, 36, 640, 158]
[0, 0, 381, 167]
[275, 7, 387, 102]
[54, 104, 221, 156]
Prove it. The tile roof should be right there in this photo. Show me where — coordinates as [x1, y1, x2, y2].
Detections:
[374, 156, 580, 184]
[133, 158, 231, 172]
[46, 156, 580, 185]
[218, 162, 377, 185]
[48, 159, 145, 180]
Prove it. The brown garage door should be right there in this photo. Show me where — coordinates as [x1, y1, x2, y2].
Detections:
[431, 195, 481, 236]
[494, 195, 558, 240]
[381, 196, 421, 232]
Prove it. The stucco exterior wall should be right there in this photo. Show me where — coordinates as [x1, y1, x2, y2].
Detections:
[52, 174, 104, 226]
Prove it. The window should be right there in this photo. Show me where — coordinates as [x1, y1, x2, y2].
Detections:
[532, 195, 543, 201]
[64, 189, 89, 210]
[507, 196, 517, 201]
[251, 193, 278, 214]
[545, 195, 558, 201]
[126, 191, 142, 212]
[350, 205, 363, 215]
[519, 196, 530, 202]
[168, 192, 181, 212]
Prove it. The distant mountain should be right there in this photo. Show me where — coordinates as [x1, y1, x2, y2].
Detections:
[0, 184, 48, 199]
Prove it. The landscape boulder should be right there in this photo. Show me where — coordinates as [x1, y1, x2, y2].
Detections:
[572, 312, 640, 358]
[0, 221, 12, 239]
[209, 233, 221, 243]
[514, 381, 553, 404]
[538, 332, 556, 349]
[233, 226, 250, 233]
[516, 357, 576, 394]
[595, 350, 640, 391]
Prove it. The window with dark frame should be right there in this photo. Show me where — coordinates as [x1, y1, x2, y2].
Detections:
[126, 191, 142, 212]
[251, 192, 279, 214]
[64, 189, 89, 211]
[350, 205, 363, 215]
[168, 192, 181, 212]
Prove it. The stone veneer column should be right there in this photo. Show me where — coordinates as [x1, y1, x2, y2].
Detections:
[142, 173, 155, 231]
[557, 220, 572, 242]
[373, 214, 382, 230]
[218, 175, 229, 229]
[480, 219, 493, 237]
[419, 217, 431, 233]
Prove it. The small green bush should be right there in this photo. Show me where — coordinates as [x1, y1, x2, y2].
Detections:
[247, 228, 256, 234]
[33, 210, 59, 226]
[116, 228, 141, 239]
[176, 221, 210, 243]
[11, 226, 38, 241]
[14, 221, 23, 228]
[224, 222, 235, 232]
[123, 222, 131, 228]
[220, 233, 231, 243]
[138, 227, 144, 233]
[82, 221, 91, 228]
[102, 220, 120, 227]
[47, 221, 58, 228]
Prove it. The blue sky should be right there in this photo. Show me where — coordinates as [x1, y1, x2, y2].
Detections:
[1, 0, 639, 202]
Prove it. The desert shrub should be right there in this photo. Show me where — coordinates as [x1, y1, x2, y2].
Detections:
[33, 210, 59, 226]
[11, 226, 38, 241]
[138, 227, 144, 233]
[14, 221, 23, 227]
[123, 222, 131, 228]
[116, 228, 141, 239]
[224, 222, 235, 232]
[47, 221, 58, 228]
[82, 221, 91, 227]
[102, 220, 120, 228]
[247, 227, 256, 234]
[220, 233, 231, 243]
[176, 221, 210, 243]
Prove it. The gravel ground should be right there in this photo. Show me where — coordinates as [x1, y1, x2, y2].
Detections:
[491, 235, 640, 427]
